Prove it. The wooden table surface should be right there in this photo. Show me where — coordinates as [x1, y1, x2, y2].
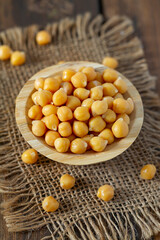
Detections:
[0, 0, 160, 239]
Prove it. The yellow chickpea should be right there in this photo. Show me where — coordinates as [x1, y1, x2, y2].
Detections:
[102, 57, 118, 69]
[73, 121, 88, 137]
[89, 136, 107, 152]
[126, 98, 134, 115]
[54, 138, 70, 153]
[98, 129, 114, 144]
[45, 130, 60, 147]
[32, 91, 39, 104]
[54, 75, 62, 84]
[60, 174, 75, 189]
[140, 164, 156, 180]
[0, 45, 12, 60]
[112, 98, 128, 114]
[42, 104, 57, 116]
[21, 148, 38, 164]
[57, 106, 73, 121]
[82, 134, 94, 150]
[114, 93, 124, 99]
[112, 118, 129, 138]
[32, 120, 47, 136]
[81, 98, 94, 110]
[62, 69, 76, 82]
[86, 80, 101, 90]
[97, 185, 114, 201]
[74, 106, 90, 121]
[66, 96, 81, 111]
[28, 105, 43, 120]
[79, 66, 85, 72]
[71, 72, 87, 88]
[102, 109, 116, 123]
[103, 96, 113, 109]
[60, 82, 73, 95]
[43, 114, 59, 131]
[42, 196, 59, 212]
[70, 138, 87, 154]
[73, 88, 90, 101]
[34, 78, 45, 90]
[91, 100, 108, 116]
[113, 77, 127, 94]
[103, 83, 118, 97]
[52, 88, 67, 106]
[82, 67, 97, 81]
[11, 51, 26, 66]
[36, 90, 52, 107]
[89, 116, 106, 132]
[117, 113, 130, 125]
[58, 122, 72, 137]
[36, 30, 51, 45]
[44, 77, 60, 93]
[103, 68, 118, 82]
[96, 72, 104, 83]
[90, 86, 103, 100]
[67, 134, 76, 142]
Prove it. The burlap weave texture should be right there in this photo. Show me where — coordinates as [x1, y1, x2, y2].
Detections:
[0, 13, 160, 240]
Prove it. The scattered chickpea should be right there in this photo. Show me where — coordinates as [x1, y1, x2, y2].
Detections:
[112, 98, 128, 114]
[97, 184, 114, 201]
[74, 106, 90, 121]
[103, 96, 113, 109]
[82, 67, 97, 81]
[21, 148, 38, 164]
[42, 104, 57, 116]
[45, 131, 60, 147]
[52, 88, 67, 106]
[140, 164, 156, 180]
[126, 98, 134, 115]
[36, 90, 52, 107]
[103, 68, 118, 83]
[89, 116, 106, 132]
[98, 129, 114, 144]
[11, 51, 26, 66]
[91, 100, 108, 116]
[67, 134, 76, 142]
[36, 30, 51, 45]
[58, 122, 72, 137]
[43, 114, 59, 131]
[112, 118, 129, 138]
[28, 105, 43, 120]
[34, 78, 45, 90]
[60, 174, 75, 189]
[73, 121, 88, 137]
[82, 134, 94, 150]
[102, 57, 118, 69]
[54, 138, 70, 153]
[89, 136, 108, 152]
[87, 80, 101, 90]
[81, 98, 94, 110]
[62, 69, 76, 82]
[102, 109, 116, 123]
[61, 82, 73, 95]
[0, 45, 12, 60]
[103, 83, 118, 97]
[32, 120, 46, 136]
[73, 88, 90, 101]
[96, 72, 104, 83]
[44, 77, 60, 93]
[71, 72, 87, 88]
[32, 91, 39, 104]
[90, 86, 103, 100]
[117, 113, 130, 125]
[113, 77, 127, 94]
[66, 96, 81, 111]
[42, 196, 59, 212]
[70, 138, 87, 154]
[114, 93, 124, 99]
[57, 106, 73, 122]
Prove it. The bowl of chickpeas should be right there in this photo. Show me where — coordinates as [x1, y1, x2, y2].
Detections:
[15, 61, 143, 165]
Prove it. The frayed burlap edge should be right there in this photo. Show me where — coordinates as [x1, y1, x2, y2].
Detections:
[0, 13, 160, 240]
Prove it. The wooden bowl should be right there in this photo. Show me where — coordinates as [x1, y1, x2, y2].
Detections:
[15, 62, 144, 165]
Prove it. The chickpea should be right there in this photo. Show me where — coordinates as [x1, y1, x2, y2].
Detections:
[102, 109, 116, 123]
[74, 106, 90, 121]
[57, 61, 65, 65]
[103, 83, 118, 97]
[32, 91, 39, 104]
[140, 164, 156, 180]
[57, 106, 73, 121]
[36, 30, 51, 45]
[91, 100, 108, 116]
[67, 134, 76, 142]
[43, 114, 59, 131]
[36, 90, 52, 107]
[52, 88, 67, 106]
[42, 104, 57, 116]
[103, 96, 113, 109]
[126, 98, 134, 115]
[113, 77, 127, 94]
[79, 66, 85, 72]
[89, 116, 106, 132]
[82, 134, 94, 150]
[58, 122, 72, 137]
[28, 105, 43, 120]
[45, 130, 60, 147]
[112, 118, 129, 138]
[81, 98, 94, 110]
[97, 184, 114, 201]
[73, 88, 90, 101]
[89, 136, 107, 152]
[117, 113, 130, 125]
[21, 148, 38, 164]
[71, 72, 87, 88]
[82, 67, 97, 81]
[70, 138, 87, 154]
[62, 69, 76, 82]
[102, 57, 118, 69]
[98, 129, 114, 144]
[42, 196, 59, 212]
[60, 174, 75, 189]
[11, 51, 26, 66]
[96, 72, 104, 83]
[60, 82, 73, 95]
[34, 78, 45, 90]
[32, 120, 46, 136]
[114, 93, 124, 99]
[103, 69, 118, 82]
[86, 80, 101, 90]
[54, 138, 70, 153]
[112, 98, 128, 114]
[90, 86, 103, 100]
[73, 121, 88, 137]
[66, 96, 81, 111]
[54, 75, 62, 84]
[44, 77, 60, 93]
[0, 45, 12, 60]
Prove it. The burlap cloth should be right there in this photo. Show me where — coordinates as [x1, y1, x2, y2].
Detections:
[0, 13, 160, 240]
